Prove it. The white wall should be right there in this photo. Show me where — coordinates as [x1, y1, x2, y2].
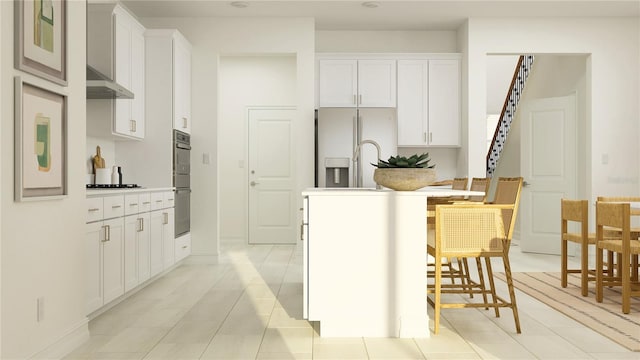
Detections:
[140, 17, 316, 254]
[486, 55, 520, 114]
[465, 17, 640, 202]
[316, 30, 458, 53]
[1, 0, 89, 357]
[218, 56, 297, 239]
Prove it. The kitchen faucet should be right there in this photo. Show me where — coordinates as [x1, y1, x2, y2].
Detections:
[353, 139, 382, 189]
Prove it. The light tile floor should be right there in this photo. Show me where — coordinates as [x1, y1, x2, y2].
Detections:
[64, 241, 637, 359]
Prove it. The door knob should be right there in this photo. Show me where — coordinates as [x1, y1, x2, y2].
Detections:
[250, 181, 259, 187]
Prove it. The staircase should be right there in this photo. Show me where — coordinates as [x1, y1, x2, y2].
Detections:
[486, 55, 535, 177]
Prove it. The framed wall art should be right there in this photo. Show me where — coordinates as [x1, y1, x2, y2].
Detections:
[15, 76, 67, 201]
[15, 0, 67, 86]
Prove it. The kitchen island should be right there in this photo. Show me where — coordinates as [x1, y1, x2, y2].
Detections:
[301, 187, 483, 338]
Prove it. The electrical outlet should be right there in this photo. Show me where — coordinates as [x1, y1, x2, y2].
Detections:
[37, 297, 44, 322]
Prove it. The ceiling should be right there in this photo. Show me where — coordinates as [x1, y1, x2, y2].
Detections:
[121, 0, 640, 30]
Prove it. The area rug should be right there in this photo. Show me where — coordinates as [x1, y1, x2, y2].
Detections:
[494, 272, 640, 352]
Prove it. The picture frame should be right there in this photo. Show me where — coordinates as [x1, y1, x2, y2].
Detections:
[15, 76, 67, 201]
[15, 0, 67, 86]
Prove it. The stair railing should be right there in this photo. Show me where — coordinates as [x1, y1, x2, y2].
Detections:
[486, 55, 535, 177]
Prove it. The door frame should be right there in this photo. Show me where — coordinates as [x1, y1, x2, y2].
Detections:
[245, 106, 297, 244]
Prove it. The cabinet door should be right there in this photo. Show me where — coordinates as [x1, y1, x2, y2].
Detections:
[149, 210, 164, 277]
[123, 215, 139, 292]
[129, 27, 145, 139]
[113, 14, 133, 136]
[102, 218, 125, 304]
[397, 60, 428, 146]
[427, 59, 460, 146]
[162, 208, 175, 269]
[138, 212, 151, 283]
[174, 38, 191, 133]
[319, 60, 358, 107]
[85, 222, 104, 315]
[357, 60, 396, 107]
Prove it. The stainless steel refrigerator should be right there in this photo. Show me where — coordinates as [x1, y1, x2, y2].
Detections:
[316, 107, 397, 188]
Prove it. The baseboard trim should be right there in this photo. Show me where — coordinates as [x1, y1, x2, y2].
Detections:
[30, 318, 89, 360]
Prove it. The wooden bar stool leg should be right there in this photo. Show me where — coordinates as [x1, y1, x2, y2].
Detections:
[475, 257, 489, 310]
[580, 241, 589, 296]
[561, 236, 568, 288]
[502, 247, 521, 334]
[485, 257, 500, 318]
[461, 258, 474, 298]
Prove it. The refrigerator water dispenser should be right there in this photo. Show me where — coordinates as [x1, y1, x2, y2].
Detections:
[324, 157, 350, 188]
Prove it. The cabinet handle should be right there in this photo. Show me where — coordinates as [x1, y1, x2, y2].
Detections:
[182, 117, 188, 129]
[143, 201, 151, 205]
[300, 224, 304, 241]
[130, 203, 138, 206]
[138, 218, 144, 232]
[156, 200, 163, 203]
[182, 245, 187, 249]
[88, 208, 100, 212]
[358, 94, 362, 105]
[102, 225, 110, 242]
[163, 212, 168, 225]
[429, 132, 433, 143]
[112, 205, 122, 209]
[423, 132, 427, 143]
[353, 94, 356, 105]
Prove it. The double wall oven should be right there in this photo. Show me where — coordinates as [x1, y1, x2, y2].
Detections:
[173, 130, 191, 237]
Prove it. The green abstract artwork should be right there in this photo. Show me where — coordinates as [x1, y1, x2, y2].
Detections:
[34, 114, 50, 172]
[33, 0, 54, 52]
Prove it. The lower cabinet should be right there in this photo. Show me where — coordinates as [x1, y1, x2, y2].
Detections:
[86, 190, 180, 316]
[149, 209, 165, 277]
[86, 217, 125, 315]
[124, 212, 151, 292]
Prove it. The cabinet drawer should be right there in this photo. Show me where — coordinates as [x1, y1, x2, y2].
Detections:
[103, 195, 125, 219]
[124, 194, 140, 215]
[163, 191, 175, 208]
[139, 193, 151, 212]
[175, 234, 191, 262]
[86, 197, 104, 223]
[150, 192, 164, 211]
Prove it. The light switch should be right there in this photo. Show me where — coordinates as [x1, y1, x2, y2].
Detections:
[202, 153, 210, 165]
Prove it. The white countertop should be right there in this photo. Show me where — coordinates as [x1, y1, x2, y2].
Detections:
[303, 186, 484, 197]
[86, 187, 175, 196]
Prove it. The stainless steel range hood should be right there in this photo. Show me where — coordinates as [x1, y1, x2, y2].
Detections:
[86, 65, 134, 99]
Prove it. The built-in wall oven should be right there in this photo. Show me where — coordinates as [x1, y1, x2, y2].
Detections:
[173, 130, 191, 237]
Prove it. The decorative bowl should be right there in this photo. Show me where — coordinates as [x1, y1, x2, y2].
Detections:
[373, 168, 437, 191]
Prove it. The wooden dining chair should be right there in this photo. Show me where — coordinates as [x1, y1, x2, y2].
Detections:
[561, 199, 596, 296]
[597, 196, 640, 282]
[427, 176, 523, 334]
[595, 201, 640, 313]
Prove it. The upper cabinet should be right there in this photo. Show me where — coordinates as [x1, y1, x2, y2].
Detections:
[318, 59, 396, 108]
[397, 57, 460, 147]
[145, 30, 193, 134]
[87, 4, 146, 140]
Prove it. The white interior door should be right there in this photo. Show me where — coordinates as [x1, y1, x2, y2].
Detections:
[520, 95, 576, 254]
[248, 108, 297, 244]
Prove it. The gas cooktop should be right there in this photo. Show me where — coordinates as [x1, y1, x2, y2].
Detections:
[86, 184, 140, 189]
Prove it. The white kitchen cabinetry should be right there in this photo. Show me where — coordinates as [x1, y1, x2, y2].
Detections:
[124, 193, 151, 291]
[150, 192, 176, 276]
[397, 58, 460, 147]
[319, 59, 396, 108]
[86, 189, 177, 315]
[87, 3, 145, 139]
[85, 196, 125, 315]
[145, 29, 192, 134]
[113, 10, 145, 139]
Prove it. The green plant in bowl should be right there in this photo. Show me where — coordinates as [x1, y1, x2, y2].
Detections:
[373, 153, 435, 169]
